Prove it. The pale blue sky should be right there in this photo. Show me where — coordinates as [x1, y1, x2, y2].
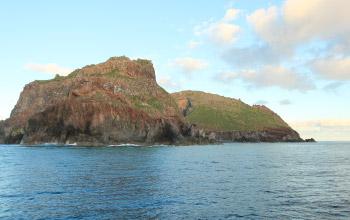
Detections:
[0, 0, 349, 140]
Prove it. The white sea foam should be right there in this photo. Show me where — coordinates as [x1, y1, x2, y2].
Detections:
[108, 143, 142, 147]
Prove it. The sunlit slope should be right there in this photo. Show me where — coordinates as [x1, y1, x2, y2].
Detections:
[172, 91, 291, 132]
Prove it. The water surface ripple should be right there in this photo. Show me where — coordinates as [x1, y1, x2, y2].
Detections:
[1, 142, 350, 219]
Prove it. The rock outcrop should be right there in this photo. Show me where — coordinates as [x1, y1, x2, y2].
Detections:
[0, 56, 305, 145]
[171, 91, 303, 143]
[305, 138, 316, 142]
[1, 57, 190, 145]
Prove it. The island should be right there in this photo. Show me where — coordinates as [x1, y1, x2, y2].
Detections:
[0, 56, 307, 145]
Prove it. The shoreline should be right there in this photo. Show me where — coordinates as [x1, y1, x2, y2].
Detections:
[0, 139, 317, 148]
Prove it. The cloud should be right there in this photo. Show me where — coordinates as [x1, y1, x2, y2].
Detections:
[214, 71, 237, 82]
[291, 119, 350, 131]
[172, 57, 208, 74]
[290, 119, 350, 141]
[311, 57, 350, 80]
[195, 8, 241, 45]
[240, 66, 291, 90]
[25, 63, 72, 76]
[224, 8, 240, 21]
[222, 45, 285, 67]
[187, 40, 201, 49]
[158, 76, 180, 89]
[208, 22, 240, 45]
[247, 6, 285, 46]
[323, 82, 344, 92]
[283, 0, 350, 40]
[221, 0, 350, 90]
[214, 65, 314, 91]
[247, 1, 350, 52]
[254, 100, 268, 105]
[220, 1, 350, 88]
[279, 99, 291, 105]
[331, 39, 350, 56]
[196, 22, 240, 45]
[212, 68, 309, 93]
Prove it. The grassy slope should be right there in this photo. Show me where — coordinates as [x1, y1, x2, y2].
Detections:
[33, 63, 180, 119]
[172, 91, 290, 132]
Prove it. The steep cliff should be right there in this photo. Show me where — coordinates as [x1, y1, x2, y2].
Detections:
[1, 57, 188, 145]
[0, 57, 304, 145]
[171, 91, 302, 142]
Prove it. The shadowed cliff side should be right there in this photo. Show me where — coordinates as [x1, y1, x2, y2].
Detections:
[1, 57, 191, 145]
[0, 57, 304, 145]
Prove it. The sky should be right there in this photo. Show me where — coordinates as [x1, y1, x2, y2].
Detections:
[0, 0, 349, 141]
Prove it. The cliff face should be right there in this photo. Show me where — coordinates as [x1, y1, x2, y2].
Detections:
[1, 57, 188, 145]
[0, 57, 304, 145]
[171, 91, 302, 142]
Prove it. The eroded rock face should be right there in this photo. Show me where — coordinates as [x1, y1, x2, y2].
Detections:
[2, 57, 190, 145]
[0, 121, 5, 143]
[72, 56, 156, 80]
[172, 91, 304, 143]
[0, 57, 306, 146]
[305, 138, 316, 142]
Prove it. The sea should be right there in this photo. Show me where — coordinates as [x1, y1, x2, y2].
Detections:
[0, 142, 350, 219]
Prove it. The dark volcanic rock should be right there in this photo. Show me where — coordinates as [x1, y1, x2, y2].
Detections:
[1, 56, 304, 145]
[0, 120, 5, 143]
[2, 57, 190, 145]
[305, 138, 316, 142]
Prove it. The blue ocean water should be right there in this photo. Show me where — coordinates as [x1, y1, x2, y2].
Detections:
[0, 142, 350, 219]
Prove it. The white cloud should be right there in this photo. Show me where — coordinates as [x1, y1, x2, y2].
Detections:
[283, 0, 350, 40]
[224, 8, 240, 21]
[279, 99, 291, 105]
[220, 0, 350, 88]
[222, 45, 285, 67]
[323, 82, 344, 92]
[312, 57, 350, 80]
[188, 40, 201, 49]
[291, 119, 350, 131]
[215, 71, 237, 82]
[194, 8, 241, 45]
[215, 65, 314, 91]
[158, 76, 180, 89]
[254, 100, 268, 105]
[247, 6, 284, 46]
[240, 65, 314, 91]
[331, 38, 350, 55]
[247, 0, 350, 54]
[25, 63, 72, 76]
[172, 57, 208, 74]
[207, 22, 240, 45]
[290, 119, 350, 141]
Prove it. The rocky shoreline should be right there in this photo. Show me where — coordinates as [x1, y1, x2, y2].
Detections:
[0, 57, 311, 146]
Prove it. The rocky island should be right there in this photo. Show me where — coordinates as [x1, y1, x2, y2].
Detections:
[0, 56, 305, 145]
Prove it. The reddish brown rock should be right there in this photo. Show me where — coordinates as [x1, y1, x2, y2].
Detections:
[0, 57, 306, 145]
[1, 57, 188, 145]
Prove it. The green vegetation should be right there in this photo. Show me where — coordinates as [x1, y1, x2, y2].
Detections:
[147, 97, 163, 111]
[34, 70, 78, 84]
[172, 91, 290, 132]
[136, 59, 152, 66]
[125, 95, 165, 114]
[67, 69, 79, 78]
[34, 74, 66, 84]
[103, 69, 133, 81]
[105, 69, 121, 78]
[93, 91, 106, 101]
